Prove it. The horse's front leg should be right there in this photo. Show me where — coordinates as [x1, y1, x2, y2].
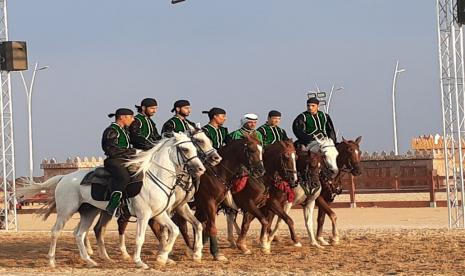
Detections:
[266, 198, 301, 247]
[269, 201, 292, 243]
[155, 212, 180, 265]
[176, 203, 203, 262]
[303, 197, 323, 248]
[133, 214, 150, 269]
[316, 196, 339, 245]
[93, 211, 113, 261]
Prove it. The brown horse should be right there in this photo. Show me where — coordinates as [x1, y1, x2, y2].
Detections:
[316, 136, 362, 246]
[126, 133, 265, 261]
[267, 143, 324, 246]
[226, 140, 300, 254]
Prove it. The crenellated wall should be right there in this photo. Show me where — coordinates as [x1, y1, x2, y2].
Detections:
[40, 156, 104, 179]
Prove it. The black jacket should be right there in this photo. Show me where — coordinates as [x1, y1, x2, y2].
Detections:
[292, 112, 337, 145]
[101, 126, 136, 159]
[128, 116, 161, 150]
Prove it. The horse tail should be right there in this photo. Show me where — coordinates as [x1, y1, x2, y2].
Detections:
[16, 175, 64, 200]
[39, 198, 57, 221]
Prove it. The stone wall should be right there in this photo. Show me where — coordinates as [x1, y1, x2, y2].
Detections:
[40, 156, 103, 179]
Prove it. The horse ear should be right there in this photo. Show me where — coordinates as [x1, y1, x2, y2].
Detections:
[355, 136, 362, 144]
[342, 136, 348, 143]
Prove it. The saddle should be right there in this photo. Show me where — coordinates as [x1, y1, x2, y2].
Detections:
[81, 166, 144, 201]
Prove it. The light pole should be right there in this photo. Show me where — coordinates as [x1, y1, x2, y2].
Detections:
[326, 84, 344, 113]
[19, 62, 49, 184]
[392, 60, 406, 155]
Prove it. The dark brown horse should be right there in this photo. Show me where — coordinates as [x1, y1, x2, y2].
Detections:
[316, 136, 362, 246]
[226, 140, 300, 254]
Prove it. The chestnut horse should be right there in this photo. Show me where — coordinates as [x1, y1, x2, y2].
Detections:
[225, 140, 299, 254]
[316, 136, 362, 246]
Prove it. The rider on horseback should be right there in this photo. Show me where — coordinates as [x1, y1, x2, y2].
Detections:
[229, 113, 263, 145]
[292, 97, 336, 146]
[102, 108, 136, 216]
[161, 99, 196, 134]
[128, 98, 161, 150]
[257, 110, 289, 146]
[201, 107, 230, 149]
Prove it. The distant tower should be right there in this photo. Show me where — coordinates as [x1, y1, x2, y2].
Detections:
[437, 0, 465, 228]
[0, 0, 17, 231]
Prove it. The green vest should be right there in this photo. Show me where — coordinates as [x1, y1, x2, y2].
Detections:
[302, 111, 328, 136]
[202, 124, 228, 149]
[135, 113, 154, 139]
[168, 116, 191, 133]
[110, 123, 130, 148]
[229, 127, 263, 145]
[257, 124, 286, 146]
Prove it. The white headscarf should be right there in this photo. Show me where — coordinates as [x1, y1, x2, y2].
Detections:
[241, 113, 258, 126]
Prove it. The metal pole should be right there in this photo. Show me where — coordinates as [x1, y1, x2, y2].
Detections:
[392, 61, 399, 155]
[326, 84, 335, 113]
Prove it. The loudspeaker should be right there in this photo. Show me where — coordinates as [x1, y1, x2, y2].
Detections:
[0, 41, 27, 71]
[458, 0, 465, 24]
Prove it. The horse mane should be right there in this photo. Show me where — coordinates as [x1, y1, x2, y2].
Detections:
[125, 135, 178, 175]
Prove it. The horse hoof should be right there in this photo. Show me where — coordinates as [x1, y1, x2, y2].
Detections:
[185, 248, 193, 257]
[122, 253, 131, 260]
[240, 248, 252, 255]
[136, 261, 149, 269]
[167, 258, 177, 265]
[331, 238, 340, 246]
[49, 259, 56, 268]
[156, 256, 167, 266]
[261, 248, 271, 255]
[317, 237, 330, 246]
[273, 236, 281, 243]
[228, 241, 237, 248]
[214, 253, 228, 262]
[293, 242, 302, 248]
[311, 242, 324, 249]
[86, 259, 98, 268]
[87, 249, 94, 256]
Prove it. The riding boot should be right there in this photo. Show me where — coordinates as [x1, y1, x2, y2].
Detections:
[106, 191, 122, 216]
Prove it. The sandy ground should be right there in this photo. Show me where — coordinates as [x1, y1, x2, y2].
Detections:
[1, 208, 464, 275]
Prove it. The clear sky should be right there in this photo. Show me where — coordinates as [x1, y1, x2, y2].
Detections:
[8, 0, 441, 176]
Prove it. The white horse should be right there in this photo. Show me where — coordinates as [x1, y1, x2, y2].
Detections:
[267, 136, 339, 247]
[93, 127, 221, 262]
[17, 132, 205, 269]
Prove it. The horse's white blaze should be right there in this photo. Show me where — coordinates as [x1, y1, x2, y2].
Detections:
[291, 152, 298, 182]
[258, 145, 263, 161]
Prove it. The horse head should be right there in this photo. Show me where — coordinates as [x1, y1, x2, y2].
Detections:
[337, 136, 362, 176]
[242, 132, 265, 177]
[296, 144, 322, 189]
[187, 124, 222, 166]
[173, 132, 206, 177]
[264, 139, 298, 186]
[309, 135, 339, 178]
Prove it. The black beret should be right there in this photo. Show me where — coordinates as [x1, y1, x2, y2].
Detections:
[108, 108, 134, 118]
[268, 110, 282, 117]
[307, 97, 320, 105]
[138, 98, 158, 108]
[202, 107, 226, 119]
[171, 100, 190, 112]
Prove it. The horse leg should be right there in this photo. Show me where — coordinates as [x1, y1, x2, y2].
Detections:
[115, 215, 132, 260]
[171, 213, 194, 250]
[269, 201, 292, 242]
[75, 207, 99, 267]
[236, 211, 254, 255]
[48, 212, 73, 268]
[93, 211, 113, 261]
[266, 199, 301, 247]
[84, 231, 93, 256]
[154, 212, 180, 265]
[133, 214, 151, 269]
[316, 198, 330, 246]
[226, 212, 237, 248]
[236, 202, 270, 254]
[316, 196, 339, 245]
[303, 198, 323, 248]
[176, 203, 203, 262]
[203, 201, 226, 261]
